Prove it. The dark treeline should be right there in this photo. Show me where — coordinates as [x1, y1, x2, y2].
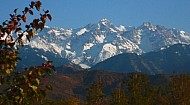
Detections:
[44, 72, 190, 105]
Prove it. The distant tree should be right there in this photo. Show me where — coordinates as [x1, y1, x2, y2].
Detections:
[62, 98, 80, 105]
[86, 81, 106, 105]
[49, 97, 80, 105]
[164, 74, 190, 105]
[0, 1, 53, 104]
[110, 86, 128, 105]
[126, 73, 156, 105]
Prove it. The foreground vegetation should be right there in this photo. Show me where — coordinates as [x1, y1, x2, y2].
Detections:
[0, 1, 53, 104]
[44, 72, 190, 105]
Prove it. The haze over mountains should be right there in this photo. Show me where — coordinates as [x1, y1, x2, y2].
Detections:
[17, 18, 190, 74]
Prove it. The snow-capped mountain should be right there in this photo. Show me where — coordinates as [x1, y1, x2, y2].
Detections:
[124, 22, 190, 52]
[21, 18, 190, 68]
[92, 44, 190, 74]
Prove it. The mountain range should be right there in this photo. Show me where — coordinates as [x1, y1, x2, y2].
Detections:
[92, 44, 190, 74]
[17, 18, 190, 71]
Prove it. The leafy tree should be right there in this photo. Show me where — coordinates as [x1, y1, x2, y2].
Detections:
[0, 1, 53, 104]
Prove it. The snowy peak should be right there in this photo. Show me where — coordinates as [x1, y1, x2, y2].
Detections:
[94, 18, 120, 33]
[23, 19, 190, 68]
[138, 22, 157, 31]
[99, 18, 112, 26]
[123, 22, 190, 52]
[142, 22, 152, 27]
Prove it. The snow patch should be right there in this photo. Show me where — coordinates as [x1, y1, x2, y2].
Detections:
[98, 43, 117, 61]
[95, 35, 105, 43]
[79, 64, 90, 69]
[76, 28, 88, 36]
[116, 25, 126, 31]
[41, 55, 48, 61]
[103, 43, 117, 53]
[83, 43, 94, 51]
[66, 43, 71, 49]
[180, 31, 190, 40]
[110, 28, 117, 32]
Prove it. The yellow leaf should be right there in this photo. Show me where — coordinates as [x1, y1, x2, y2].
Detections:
[29, 71, 32, 75]
[6, 69, 11, 74]
[30, 85, 37, 93]
[36, 78, 40, 85]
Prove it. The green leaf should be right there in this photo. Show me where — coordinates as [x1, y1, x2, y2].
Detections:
[46, 84, 53, 91]
[19, 88, 24, 93]
[40, 90, 46, 97]
[0, 40, 4, 47]
[38, 70, 41, 76]
[5, 88, 11, 92]
[15, 96, 20, 100]
[23, 75, 28, 82]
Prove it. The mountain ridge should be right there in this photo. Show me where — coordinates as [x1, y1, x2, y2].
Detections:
[92, 44, 190, 74]
[17, 18, 190, 68]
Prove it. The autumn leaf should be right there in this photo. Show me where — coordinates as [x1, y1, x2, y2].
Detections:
[28, 9, 33, 15]
[9, 42, 15, 48]
[47, 14, 52, 21]
[25, 25, 30, 29]
[14, 8, 18, 13]
[15, 27, 22, 33]
[30, 1, 35, 8]
[18, 39, 24, 47]
[35, 1, 42, 11]
[45, 10, 49, 14]
[39, 22, 44, 30]
[26, 34, 31, 42]
[40, 15, 46, 23]
[22, 14, 27, 22]
[24, 7, 29, 13]
[6, 28, 11, 35]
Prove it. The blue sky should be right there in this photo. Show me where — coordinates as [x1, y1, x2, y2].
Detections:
[0, 0, 190, 32]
